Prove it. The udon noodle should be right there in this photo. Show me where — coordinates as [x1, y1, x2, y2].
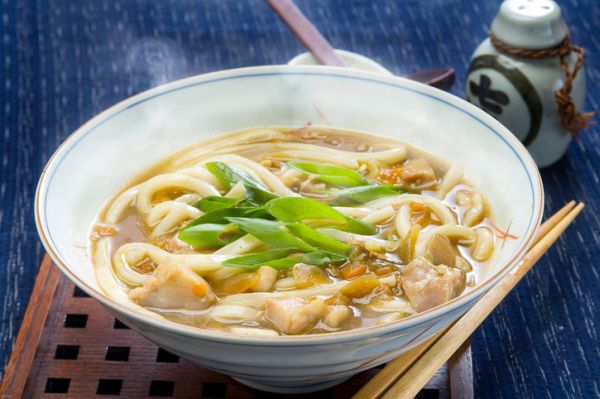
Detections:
[90, 127, 495, 336]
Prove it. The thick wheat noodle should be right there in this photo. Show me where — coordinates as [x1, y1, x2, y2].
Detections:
[167, 129, 287, 168]
[269, 142, 408, 164]
[105, 187, 139, 223]
[366, 195, 457, 238]
[205, 235, 264, 282]
[269, 150, 360, 168]
[319, 228, 400, 252]
[173, 193, 203, 204]
[91, 127, 496, 335]
[461, 191, 486, 227]
[471, 227, 495, 261]
[112, 243, 228, 286]
[94, 239, 164, 318]
[136, 174, 220, 214]
[414, 225, 476, 259]
[205, 267, 245, 282]
[177, 166, 224, 189]
[269, 147, 408, 169]
[395, 204, 413, 239]
[361, 206, 396, 225]
[214, 234, 263, 255]
[224, 181, 247, 198]
[209, 304, 261, 323]
[370, 297, 414, 314]
[146, 201, 202, 237]
[436, 165, 464, 199]
[221, 275, 397, 308]
[95, 239, 133, 302]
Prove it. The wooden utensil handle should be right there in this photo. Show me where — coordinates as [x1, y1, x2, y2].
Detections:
[267, 0, 345, 67]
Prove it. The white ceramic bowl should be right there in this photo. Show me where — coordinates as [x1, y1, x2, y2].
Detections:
[288, 49, 393, 75]
[35, 66, 543, 393]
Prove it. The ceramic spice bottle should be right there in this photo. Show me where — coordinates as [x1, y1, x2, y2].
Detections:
[465, 0, 592, 168]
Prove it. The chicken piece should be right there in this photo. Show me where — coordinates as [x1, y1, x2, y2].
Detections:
[378, 158, 437, 189]
[401, 257, 465, 312]
[323, 305, 353, 328]
[399, 158, 436, 183]
[265, 297, 327, 334]
[129, 259, 215, 310]
[424, 234, 472, 271]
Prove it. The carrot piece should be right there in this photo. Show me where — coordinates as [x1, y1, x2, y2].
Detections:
[192, 283, 207, 297]
[340, 262, 367, 280]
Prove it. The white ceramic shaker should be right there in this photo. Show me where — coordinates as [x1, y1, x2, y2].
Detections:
[465, 0, 587, 168]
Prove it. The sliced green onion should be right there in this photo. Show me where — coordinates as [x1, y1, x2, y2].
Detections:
[263, 251, 346, 269]
[339, 217, 378, 236]
[266, 197, 348, 223]
[288, 161, 368, 187]
[285, 223, 350, 255]
[181, 207, 271, 231]
[178, 223, 243, 249]
[205, 162, 245, 190]
[222, 248, 298, 268]
[329, 184, 407, 206]
[195, 196, 243, 212]
[225, 217, 315, 251]
[223, 249, 345, 270]
[265, 197, 376, 235]
[206, 162, 277, 204]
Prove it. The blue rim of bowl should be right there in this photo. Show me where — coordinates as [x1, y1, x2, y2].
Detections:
[35, 65, 544, 346]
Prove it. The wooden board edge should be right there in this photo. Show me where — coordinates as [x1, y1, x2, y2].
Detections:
[0, 254, 61, 398]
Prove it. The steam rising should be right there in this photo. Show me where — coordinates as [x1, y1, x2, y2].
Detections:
[127, 38, 190, 88]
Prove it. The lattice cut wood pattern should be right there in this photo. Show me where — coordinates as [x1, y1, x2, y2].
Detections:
[0, 256, 472, 398]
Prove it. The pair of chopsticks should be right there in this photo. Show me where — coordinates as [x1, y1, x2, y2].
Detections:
[352, 200, 584, 398]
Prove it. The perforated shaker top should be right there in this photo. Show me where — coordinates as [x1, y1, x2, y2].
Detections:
[491, 0, 568, 49]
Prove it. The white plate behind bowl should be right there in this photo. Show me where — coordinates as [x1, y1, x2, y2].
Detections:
[35, 65, 542, 392]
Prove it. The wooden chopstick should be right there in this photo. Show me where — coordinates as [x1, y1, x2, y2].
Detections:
[353, 200, 582, 399]
[536, 200, 576, 243]
[266, 0, 346, 67]
[381, 202, 584, 399]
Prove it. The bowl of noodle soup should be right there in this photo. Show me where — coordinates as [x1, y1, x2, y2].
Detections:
[36, 66, 543, 393]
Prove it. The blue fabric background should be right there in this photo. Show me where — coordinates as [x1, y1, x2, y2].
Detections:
[0, 1, 598, 397]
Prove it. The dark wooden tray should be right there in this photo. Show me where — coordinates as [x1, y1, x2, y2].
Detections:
[0, 255, 473, 398]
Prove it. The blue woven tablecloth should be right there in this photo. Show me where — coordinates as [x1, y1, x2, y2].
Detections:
[1, 1, 598, 397]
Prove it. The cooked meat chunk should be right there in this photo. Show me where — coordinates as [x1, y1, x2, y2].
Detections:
[377, 158, 436, 187]
[129, 259, 215, 310]
[265, 297, 326, 334]
[401, 257, 465, 312]
[400, 158, 436, 181]
[424, 234, 472, 271]
[323, 305, 353, 328]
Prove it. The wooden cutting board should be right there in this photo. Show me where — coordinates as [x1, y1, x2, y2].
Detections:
[0, 255, 473, 398]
